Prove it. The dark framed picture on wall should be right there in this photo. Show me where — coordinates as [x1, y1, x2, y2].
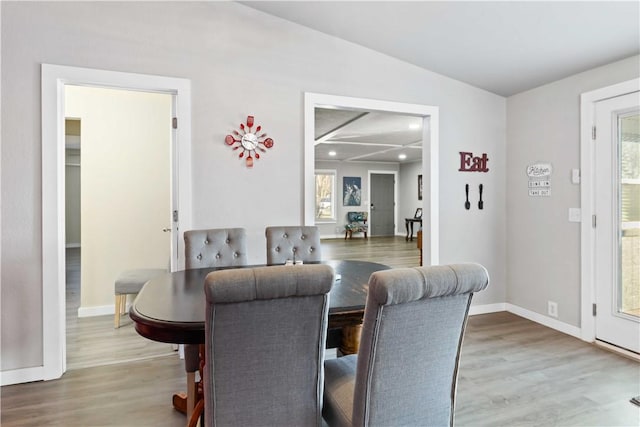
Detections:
[343, 176, 362, 206]
[418, 174, 423, 200]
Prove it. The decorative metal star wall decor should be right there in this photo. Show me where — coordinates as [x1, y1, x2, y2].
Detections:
[224, 115, 274, 168]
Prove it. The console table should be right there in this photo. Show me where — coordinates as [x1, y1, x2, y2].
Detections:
[405, 218, 422, 241]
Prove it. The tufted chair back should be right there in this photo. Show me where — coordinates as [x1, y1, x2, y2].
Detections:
[265, 226, 321, 265]
[184, 228, 248, 269]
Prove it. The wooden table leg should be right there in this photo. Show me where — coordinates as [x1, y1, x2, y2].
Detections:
[172, 344, 204, 425]
[405, 220, 410, 241]
[172, 393, 188, 415]
[339, 324, 362, 356]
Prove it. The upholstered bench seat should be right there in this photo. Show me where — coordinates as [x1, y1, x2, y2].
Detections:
[114, 268, 166, 328]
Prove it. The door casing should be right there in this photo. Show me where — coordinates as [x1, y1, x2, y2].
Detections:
[579, 78, 640, 345]
[41, 64, 192, 381]
[304, 92, 439, 266]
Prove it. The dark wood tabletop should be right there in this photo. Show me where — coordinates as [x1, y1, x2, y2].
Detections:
[130, 259, 390, 345]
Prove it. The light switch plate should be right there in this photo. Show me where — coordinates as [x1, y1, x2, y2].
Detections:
[569, 208, 581, 222]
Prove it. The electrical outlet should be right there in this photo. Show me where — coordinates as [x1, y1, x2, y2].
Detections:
[548, 301, 558, 318]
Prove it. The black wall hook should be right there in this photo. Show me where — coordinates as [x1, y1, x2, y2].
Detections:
[478, 184, 484, 210]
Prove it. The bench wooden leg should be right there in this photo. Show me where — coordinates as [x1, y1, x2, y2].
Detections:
[114, 294, 126, 328]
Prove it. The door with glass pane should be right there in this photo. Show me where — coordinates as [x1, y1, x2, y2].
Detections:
[594, 91, 640, 353]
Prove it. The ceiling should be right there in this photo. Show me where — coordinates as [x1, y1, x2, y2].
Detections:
[242, 1, 640, 97]
[314, 108, 423, 163]
[244, 1, 639, 165]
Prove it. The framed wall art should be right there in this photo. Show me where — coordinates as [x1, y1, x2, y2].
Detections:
[343, 176, 362, 206]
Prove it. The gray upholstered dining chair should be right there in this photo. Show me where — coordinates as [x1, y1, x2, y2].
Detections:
[200, 264, 334, 427]
[265, 225, 322, 265]
[182, 227, 248, 419]
[323, 263, 490, 427]
[184, 227, 248, 269]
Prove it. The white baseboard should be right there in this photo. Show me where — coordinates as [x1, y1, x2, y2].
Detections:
[1, 366, 44, 386]
[469, 303, 506, 316]
[467, 302, 581, 339]
[505, 303, 581, 339]
[77, 304, 117, 318]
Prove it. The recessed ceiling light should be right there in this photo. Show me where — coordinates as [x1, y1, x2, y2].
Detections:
[409, 123, 420, 130]
[398, 154, 407, 160]
[328, 151, 337, 156]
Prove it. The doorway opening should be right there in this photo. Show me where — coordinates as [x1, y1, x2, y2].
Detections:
[63, 85, 176, 370]
[304, 92, 439, 266]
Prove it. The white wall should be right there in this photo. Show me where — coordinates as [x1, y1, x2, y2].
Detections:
[65, 86, 171, 311]
[1, 2, 506, 372]
[65, 149, 81, 246]
[506, 55, 640, 327]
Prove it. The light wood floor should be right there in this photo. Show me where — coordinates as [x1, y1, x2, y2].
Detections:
[2, 238, 638, 426]
[65, 247, 175, 371]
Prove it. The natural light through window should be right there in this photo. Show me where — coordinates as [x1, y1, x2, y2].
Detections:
[315, 170, 336, 222]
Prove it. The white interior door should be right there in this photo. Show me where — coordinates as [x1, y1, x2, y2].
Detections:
[65, 85, 172, 313]
[594, 91, 640, 353]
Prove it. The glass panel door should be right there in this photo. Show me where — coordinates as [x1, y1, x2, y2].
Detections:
[619, 113, 640, 319]
[594, 92, 640, 353]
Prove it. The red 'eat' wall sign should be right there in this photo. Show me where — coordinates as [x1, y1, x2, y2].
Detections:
[459, 151, 489, 172]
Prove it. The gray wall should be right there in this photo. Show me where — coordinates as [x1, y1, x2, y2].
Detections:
[315, 160, 399, 237]
[506, 55, 640, 327]
[1, 2, 506, 372]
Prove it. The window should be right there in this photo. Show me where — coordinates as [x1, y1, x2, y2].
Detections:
[315, 170, 336, 222]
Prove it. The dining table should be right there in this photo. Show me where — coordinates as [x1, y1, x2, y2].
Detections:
[129, 259, 390, 421]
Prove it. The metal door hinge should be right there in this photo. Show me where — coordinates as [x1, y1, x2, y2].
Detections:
[592, 215, 597, 228]
[592, 126, 596, 140]
[173, 210, 179, 222]
[592, 303, 597, 316]
[172, 117, 178, 129]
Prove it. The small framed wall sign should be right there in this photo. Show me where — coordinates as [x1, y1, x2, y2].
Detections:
[527, 162, 552, 197]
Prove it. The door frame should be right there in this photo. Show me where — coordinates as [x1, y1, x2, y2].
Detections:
[579, 77, 639, 344]
[368, 170, 398, 236]
[304, 92, 439, 266]
[41, 64, 192, 380]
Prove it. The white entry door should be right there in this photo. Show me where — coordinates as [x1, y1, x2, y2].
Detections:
[594, 91, 640, 353]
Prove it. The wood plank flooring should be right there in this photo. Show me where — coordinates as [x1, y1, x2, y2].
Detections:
[65, 248, 175, 371]
[2, 238, 638, 426]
